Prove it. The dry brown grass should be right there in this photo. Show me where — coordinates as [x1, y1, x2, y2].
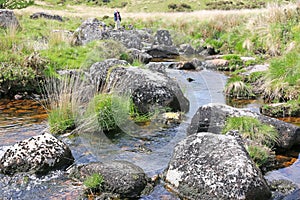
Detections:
[14, 1, 267, 22]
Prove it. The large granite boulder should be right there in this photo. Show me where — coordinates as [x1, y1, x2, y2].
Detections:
[71, 161, 149, 198]
[0, 9, 19, 29]
[87, 58, 129, 91]
[0, 133, 74, 175]
[187, 103, 300, 149]
[72, 18, 108, 45]
[87, 59, 189, 113]
[165, 132, 271, 200]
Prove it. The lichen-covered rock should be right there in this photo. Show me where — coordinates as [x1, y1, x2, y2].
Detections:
[72, 18, 154, 50]
[108, 30, 144, 50]
[187, 103, 300, 149]
[71, 161, 149, 198]
[0, 133, 74, 175]
[0, 9, 19, 29]
[154, 30, 173, 46]
[165, 132, 271, 200]
[179, 44, 196, 55]
[145, 62, 167, 74]
[72, 18, 108, 45]
[128, 48, 152, 64]
[87, 58, 129, 91]
[87, 59, 189, 113]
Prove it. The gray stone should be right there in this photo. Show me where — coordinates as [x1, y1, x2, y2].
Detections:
[146, 45, 179, 59]
[72, 19, 154, 50]
[128, 48, 152, 64]
[187, 103, 300, 149]
[198, 46, 219, 56]
[72, 18, 108, 45]
[165, 132, 271, 200]
[0, 9, 19, 29]
[30, 12, 63, 21]
[87, 59, 189, 113]
[154, 30, 173, 46]
[0, 133, 74, 175]
[87, 58, 129, 91]
[145, 62, 167, 74]
[105, 66, 189, 114]
[108, 30, 144, 49]
[72, 161, 149, 198]
[190, 58, 204, 71]
[179, 44, 196, 55]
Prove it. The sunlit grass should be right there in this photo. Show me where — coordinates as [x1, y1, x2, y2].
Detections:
[223, 116, 279, 147]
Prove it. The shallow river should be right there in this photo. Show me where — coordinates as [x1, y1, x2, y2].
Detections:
[0, 68, 299, 199]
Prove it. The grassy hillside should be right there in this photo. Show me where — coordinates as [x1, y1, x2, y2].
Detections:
[39, 0, 296, 12]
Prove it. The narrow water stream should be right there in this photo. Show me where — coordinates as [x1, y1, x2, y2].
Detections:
[0, 67, 299, 199]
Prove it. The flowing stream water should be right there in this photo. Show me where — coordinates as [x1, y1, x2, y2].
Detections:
[0, 67, 299, 199]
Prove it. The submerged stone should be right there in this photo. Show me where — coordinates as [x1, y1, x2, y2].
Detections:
[71, 160, 149, 198]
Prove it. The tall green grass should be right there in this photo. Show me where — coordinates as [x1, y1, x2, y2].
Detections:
[222, 116, 279, 147]
[84, 93, 130, 132]
[222, 116, 279, 167]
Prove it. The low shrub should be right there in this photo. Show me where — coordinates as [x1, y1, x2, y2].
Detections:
[0, 62, 37, 96]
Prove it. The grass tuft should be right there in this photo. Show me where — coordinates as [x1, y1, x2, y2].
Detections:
[222, 116, 279, 147]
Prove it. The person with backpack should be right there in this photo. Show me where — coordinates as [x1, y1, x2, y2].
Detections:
[114, 9, 121, 30]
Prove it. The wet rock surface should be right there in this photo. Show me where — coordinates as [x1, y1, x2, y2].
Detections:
[70, 160, 150, 198]
[268, 179, 298, 199]
[165, 132, 271, 200]
[0, 133, 74, 175]
[187, 103, 300, 149]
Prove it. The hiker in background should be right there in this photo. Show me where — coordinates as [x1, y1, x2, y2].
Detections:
[114, 9, 121, 29]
